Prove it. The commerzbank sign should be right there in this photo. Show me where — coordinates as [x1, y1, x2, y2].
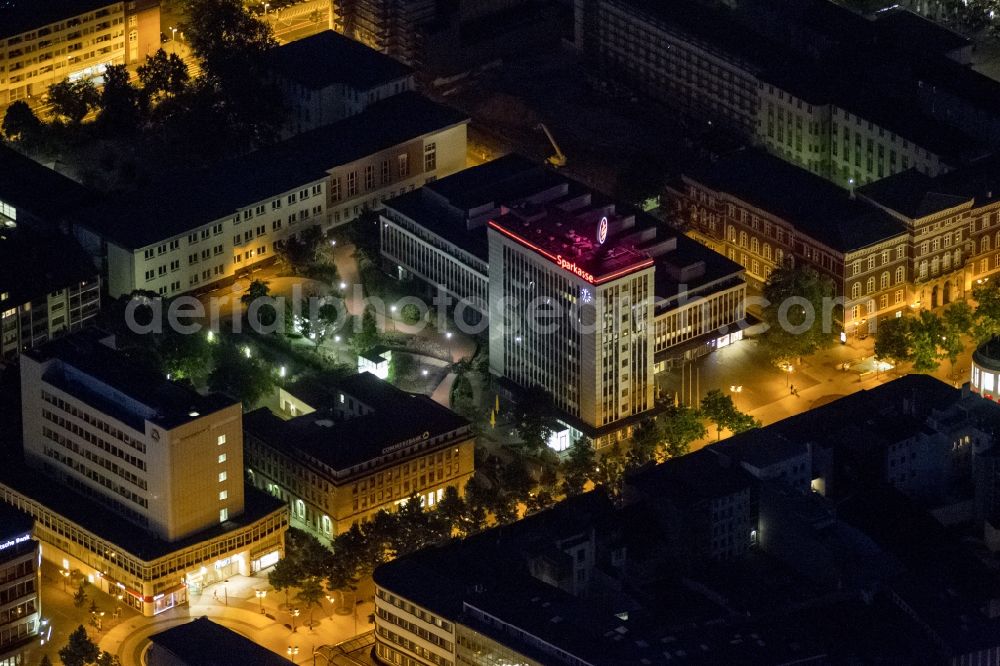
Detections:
[0, 533, 30, 552]
[382, 431, 430, 455]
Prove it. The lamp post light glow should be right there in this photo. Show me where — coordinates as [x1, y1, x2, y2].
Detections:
[256, 589, 267, 613]
[290, 607, 300, 632]
[59, 569, 70, 592]
[729, 385, 742, 408]
[243, 346, 252, 359]
[287, 645, 299, 658]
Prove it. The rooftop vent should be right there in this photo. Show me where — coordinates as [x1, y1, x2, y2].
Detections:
[315, 419, 335, 428]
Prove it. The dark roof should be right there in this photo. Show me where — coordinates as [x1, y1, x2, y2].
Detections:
[149, 617, 295, 666]
[75, 93, 468, 249]
[712, 429, 807, 469]
[267, 30, 412, 91]
[686, 148, 907, 252]
[0, 0, 114, 39]
[0, 230, 99, 305]
[244, 373, 469, 471]
[384, 154, 552, 263]
[0, 458, 284, 561]
[973, 337, 1000, 372]
[0, 145, 93, 221]
[873, 6, 971, 56]
[627, 448, 756, 507]
[25, 331, 236, 431]
[0, 502, 33, 542]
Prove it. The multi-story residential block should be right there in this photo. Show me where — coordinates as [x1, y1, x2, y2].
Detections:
[0, 0, 160, 106]
[244, 372, 475, 539]
[0, 145, 100, 361]
[266, 30, 415, 137]
[575, 0, 986, 189]
[5, 331, 287, 615]
[381, 156, 746, 449]
[335, 0, 436, 66]
[374, 375, 1000, 666]
[859, 153, 1000, 310]
[674, 148, 909, 335]
[0, 506, 40, 666]
[73, 92, 468, 298]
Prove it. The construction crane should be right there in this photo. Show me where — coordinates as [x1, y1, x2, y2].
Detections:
[536, 123, 567, 168]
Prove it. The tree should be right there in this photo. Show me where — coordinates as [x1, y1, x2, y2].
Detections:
[436, 485, 466, 534]
[73, 581, 89, 608]
[40, 656, 53, 666]
[158, 329, 213, 385]
[59, 625, 99, 666]
[511, 385, 556, 456]
[614, 154, 668, 207]
[137, 49, 190, 101]
[628, 417, 661, 466]
[268, 556, 301, 609]
[2, 100, 43, 143]
[909, 310, 947, 373]
[659, 404, 706, 459]
[942, 301, 973, 369]
[875, 315, 912, 365]
[295, 577, 325, 627]
[973, 281, 1000, 343]
[278, 227, 323, 272]
[97, 64, 142, 133]
[351, 306, 381, 355]
[47, 79, 100, 125]
[95, 652, 121, 666]
[208, 342, 275, 407]
[759, 265, 836, 365]
[593, 443, 627, 498]
[561, 436, 595, 496]
[701, 389, 759, 440]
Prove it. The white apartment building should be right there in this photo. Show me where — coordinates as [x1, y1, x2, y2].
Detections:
[266, 29, 416, 137]
[0, 0, 160, 106]
[7, 332, 287, 616]
[74, 92, 468, 298]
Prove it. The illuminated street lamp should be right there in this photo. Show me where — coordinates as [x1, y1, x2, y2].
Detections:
[290, 607, 300, 633]
[256, 589, 267, 614]
[59, 569, 70, 593]
[287, 645, 299, 658]
[729, 385, 742, 408]
[782, 363, 794, 387]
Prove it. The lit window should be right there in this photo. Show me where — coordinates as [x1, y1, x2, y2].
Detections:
[218, 471, 227, 482]
[217, 435, 226, 446]
[219, 490, 228, 501]
[219, 508, 228, 522]
[218, 453, 227, 464]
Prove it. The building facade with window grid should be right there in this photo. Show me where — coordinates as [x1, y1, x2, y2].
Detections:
[73, 93, 468, 299]
[0, 0, 160, 106]
[0, 507, 40, 666]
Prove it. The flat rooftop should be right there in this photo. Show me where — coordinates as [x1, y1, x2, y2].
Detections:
[0, 0, 115, 39]
[75, 92, 468, 249]
[685, 148, 908, 253]
[26, 331, 236, 431]
[0, 229, 98, 305]
[244, 372, 469, 472]
[150, 617, 295, 666]
[267, 29, 413, 91]
[0, 145, 93, 221]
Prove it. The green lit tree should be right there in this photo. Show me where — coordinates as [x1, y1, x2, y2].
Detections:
[560, 436, 595, 497]
[207, 341, 274, 407]
[72, 581, 89, 608]
[758, 265, 836, 366]
[659, 404, 707, 459]
[97, 64, 142, 133]
[628, 417, 661, 466]
[295, 577, 325, 628]
[58, 626, 99, 666]
[701, 389, 760, 440]
[351, 306, 381, 355]
[875, 315, 912, 366]
[47, 79, 100, 125]
[909, 310, 947, 373]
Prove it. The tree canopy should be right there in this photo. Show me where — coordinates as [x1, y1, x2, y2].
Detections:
[759, 265, 836, 365]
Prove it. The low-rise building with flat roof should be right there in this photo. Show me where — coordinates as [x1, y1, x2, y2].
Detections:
[244, 372, 475, 540]
[148, 617, 295, 666]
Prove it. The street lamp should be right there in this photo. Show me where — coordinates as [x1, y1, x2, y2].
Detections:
[325, 595, 336, 618]
[290, 607, 300, 633]
[256, 589, 267, 614]
[729, 385, 742, 408]
[264, 3, 270, 16]
[287, 645, 299, 658]
[782, 363, 794, 387]
[59, 569, 70, 593]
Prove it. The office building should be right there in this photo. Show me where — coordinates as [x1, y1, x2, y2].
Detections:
[574, 0, 986, 189]
[3, 332, 287, 616]
[674, 148, 909, 335]
[73, 92, 468, 298]
[382, 156, 745, 448]
[244, 372, 475, 539]
[148, 617, 295, 666]
[266, 30, 415, 137]
[335, 0, 436, 66]
[0, 0, 160, 106]
[373, 375, 1000, 666]
[0, 506, 40, 666]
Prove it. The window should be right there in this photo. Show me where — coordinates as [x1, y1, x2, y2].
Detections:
[218, 453, 227, 463]
[852, 282, 861, 299]
[331, 177, 341, 202]
[287, 193, 297, 204]
[347, 171, 358, 197]
[218, 471, 227, 482]
[866, 277, 875, 294]
[895, 289, 903, 304]
[895, 266, 904, 283]
[219, 508, 228, 522]
[398, 153, 409, 178]
[272, 199, 282, 210]
[381, 159, 390, 184]
[219, 491, 228, 501]
[218, 434, 226, 445]
[867, 255, 875, 270]
[365, 165, 375, 190]
[880, 272, 889, 289]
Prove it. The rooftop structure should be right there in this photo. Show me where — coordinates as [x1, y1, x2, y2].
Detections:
[244, 372, 475, 538]
[0, 144, 93, 228]
[148, 617, 295, 666]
